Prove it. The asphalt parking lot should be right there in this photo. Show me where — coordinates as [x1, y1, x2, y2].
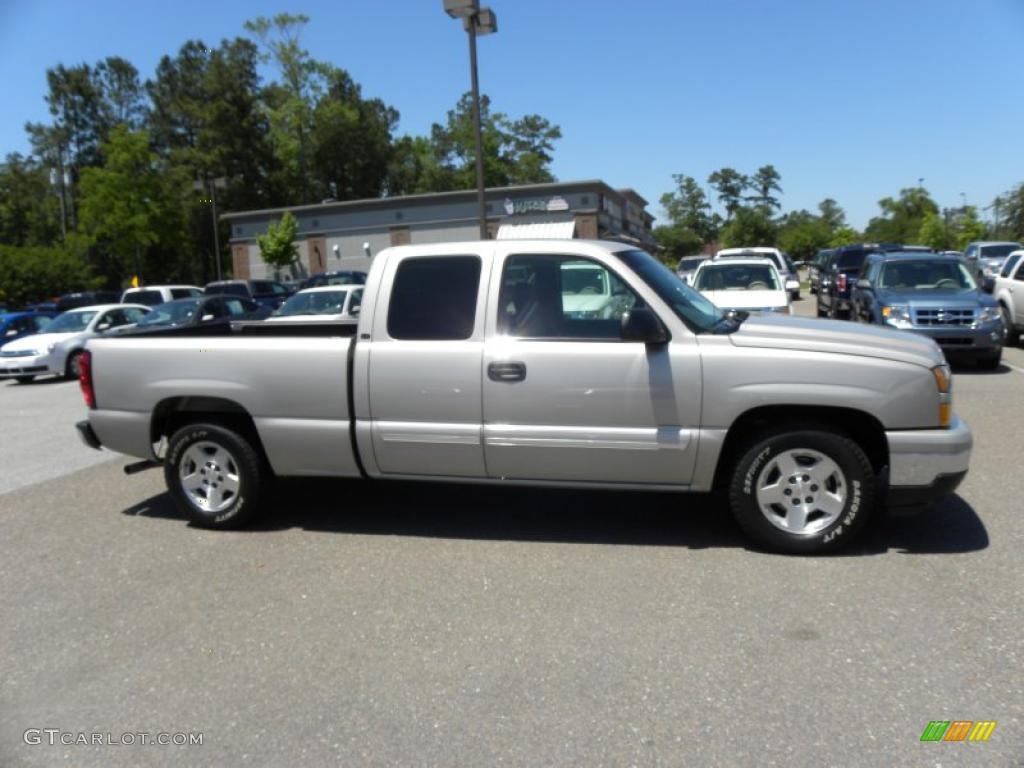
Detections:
[2, 297, 1022, 767]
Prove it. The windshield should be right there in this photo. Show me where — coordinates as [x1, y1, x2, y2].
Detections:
[138, 299, 201, 326]
[46, 310, 96, 332]
[835, 250, 868, 269]
[695, 264, 781, 291]
[879, 261, 976, 290]
[980, 244, 1021, 260]
[277, 290, 348, 316]
[677, 257, 705, 271]
[719, 251, 784, 272]
[615, 250, 725, 332]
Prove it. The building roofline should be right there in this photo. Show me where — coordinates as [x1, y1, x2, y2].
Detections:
[221, 179, 620, 222]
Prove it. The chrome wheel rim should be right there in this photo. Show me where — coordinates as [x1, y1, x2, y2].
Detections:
[179, 441, 241, 514]
[755, 448, 847, 535]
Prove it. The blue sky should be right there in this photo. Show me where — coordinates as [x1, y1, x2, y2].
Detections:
[1, 0, 1022, 229]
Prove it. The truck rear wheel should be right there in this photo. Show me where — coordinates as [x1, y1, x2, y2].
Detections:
[728, 429, 875, 554]
[164, 422, 265, 528]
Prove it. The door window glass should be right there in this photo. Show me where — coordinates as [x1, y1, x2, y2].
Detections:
[387, 256, 481, 340]
[498, 255, 641, 339]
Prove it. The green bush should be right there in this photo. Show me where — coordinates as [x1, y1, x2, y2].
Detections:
[0, 244, 101, 308]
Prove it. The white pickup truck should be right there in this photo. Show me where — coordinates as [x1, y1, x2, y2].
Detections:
[994, 249, 1024, 345]
[77, 240, 972, 554]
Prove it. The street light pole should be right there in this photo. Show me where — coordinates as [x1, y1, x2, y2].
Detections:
[466, 17, 487, 239]
[444, 0, 497, 240]
[210, 180, 222, 281]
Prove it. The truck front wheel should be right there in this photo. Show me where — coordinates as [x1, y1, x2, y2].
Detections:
[165, 422, 265, 528]
[728, 429, 875, 554]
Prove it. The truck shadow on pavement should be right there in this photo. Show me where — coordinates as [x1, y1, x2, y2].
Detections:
[122, 479, 987, 556]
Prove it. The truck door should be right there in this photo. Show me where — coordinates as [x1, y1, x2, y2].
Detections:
[365, 250, 489, 477]
[482, 251, 701, 486]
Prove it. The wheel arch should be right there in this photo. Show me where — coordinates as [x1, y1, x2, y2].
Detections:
[712, 405, 888, 493]
[151, 396, 271, 470]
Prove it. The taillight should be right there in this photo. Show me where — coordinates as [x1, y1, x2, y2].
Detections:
[79, 349, 95, 409]
[837, 274, 848, 292]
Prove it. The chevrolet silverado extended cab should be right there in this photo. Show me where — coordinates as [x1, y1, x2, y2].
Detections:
[77, 240, 972, 554]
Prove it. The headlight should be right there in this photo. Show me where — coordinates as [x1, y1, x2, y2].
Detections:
[977, 307, 1000, 324]
[932, 364, 952, 427]
[881, 304, 912, 328]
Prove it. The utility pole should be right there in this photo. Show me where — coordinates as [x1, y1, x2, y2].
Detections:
[194, 175, 229, 280]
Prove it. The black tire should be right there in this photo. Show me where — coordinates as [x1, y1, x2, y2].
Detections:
[65, 350, 83, 379]
[164, 422, 266, 528]
[14, 375, 35, 384]
[728, 428, 876, 554]
[1001, 304, 1019, 346]
[976, 348, 1002, 370]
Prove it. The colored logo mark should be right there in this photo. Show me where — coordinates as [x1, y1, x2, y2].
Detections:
[920, 720, 996, 742]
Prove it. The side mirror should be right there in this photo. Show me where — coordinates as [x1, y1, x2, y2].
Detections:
[855, 279, 872, 290]
[620, 307, 668, 344]
[981, 276, 995, 294]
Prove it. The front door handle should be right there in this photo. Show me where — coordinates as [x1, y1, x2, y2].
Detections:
[488, 361, 526, 382]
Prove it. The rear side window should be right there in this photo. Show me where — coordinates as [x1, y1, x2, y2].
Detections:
[387, 256, 481, 340]
[835, 250, 867, 269]
[1000, 253, 1020, 278]
[170, 288, 201, 300]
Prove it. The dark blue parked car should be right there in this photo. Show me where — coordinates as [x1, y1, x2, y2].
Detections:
[850, 251, 1003, 368]
[0, 311, 56, 345]
[204, 279, 293, 311]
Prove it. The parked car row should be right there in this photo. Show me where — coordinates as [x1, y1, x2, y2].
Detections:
[1, 274, 370, 383]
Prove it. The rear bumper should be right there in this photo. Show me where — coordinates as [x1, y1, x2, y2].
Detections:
[76, 419, 102, 451]
[884, 416, 972, 511]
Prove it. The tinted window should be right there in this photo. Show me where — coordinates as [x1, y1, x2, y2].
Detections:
[349, 288, 363, 315]
[1016, 260, 1024, 282]
[206, 283, 249, 297]
[1000, 253, 1021, 278]
[125, 290, 164, 306]
[677, 256, 705, 271]
[498, 255, 640, 340]
[387, 256, 481, 340]
[170, 288, 202, 300]
[223, 299, 249, 316]
[979, 244, 1021, 259]
[835, 250, 867, 269]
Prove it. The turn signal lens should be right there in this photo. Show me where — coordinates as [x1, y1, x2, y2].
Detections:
[932, 364, 952, 393]
[938, 402, 952, 427]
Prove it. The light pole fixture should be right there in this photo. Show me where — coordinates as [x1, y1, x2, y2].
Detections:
[194, 175, 229, 280]
[444, 0, 498, 240]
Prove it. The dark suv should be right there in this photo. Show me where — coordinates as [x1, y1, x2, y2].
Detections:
[204, 279, 292, 311]
[815, 245, 886, 319]
[850, 251, 1003, 368]
[808, 248, 834, 295]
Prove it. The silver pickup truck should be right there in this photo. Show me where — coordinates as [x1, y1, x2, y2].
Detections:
[76, 240, 972, 554]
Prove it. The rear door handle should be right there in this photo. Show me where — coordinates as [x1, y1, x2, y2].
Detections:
[488, 361, 526, 382]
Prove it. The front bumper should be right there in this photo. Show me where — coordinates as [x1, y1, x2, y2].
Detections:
[903, 321, 1003, 354]
[884, 415, 972, 512]
[0, 352, 59, 378]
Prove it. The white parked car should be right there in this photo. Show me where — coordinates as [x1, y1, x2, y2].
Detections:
[265, 285, 363, 323]
[691, 258, 792, 315]
[0, 304, 149, 383]
[120, 285, 203, 306]
[715, 247, 800, 300]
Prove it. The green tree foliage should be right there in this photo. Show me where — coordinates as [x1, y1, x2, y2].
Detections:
[829, 226, 861, 248]
[916, 211, 950, 250]
[992, 183, 1024, 241]
[777, 210, 831, 262]
[77, 126, 184, 283]
[399, 92, 561, 194]
[0, 244, 99, 306]
[0, 153, 62, 246]
[818, 198, 846, 232]
[255, 211, 299, 274]
[718, 206, 778, 248]
[653, 225, 704, 265]
[864, 187, 939, 244]
[707, 168, 748, 219]
[660, 174, 716, 242]
[956, 205, 986, 249]
[747, 164, 782, 212]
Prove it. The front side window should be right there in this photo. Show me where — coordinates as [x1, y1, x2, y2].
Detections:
[498, 255, 640, 340]
[387, 256, 481, 340]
